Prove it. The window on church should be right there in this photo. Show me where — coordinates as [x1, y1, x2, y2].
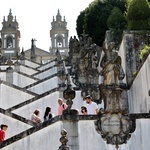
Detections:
[57, 42, 62, 47]
[7, 36, 13, 48]
[57, 36, 63, 47]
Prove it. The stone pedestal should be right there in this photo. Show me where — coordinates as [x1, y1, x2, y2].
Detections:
[6, 67, 13, 84]
[62, 109, 79, 150]
[14, 61, 20, 72]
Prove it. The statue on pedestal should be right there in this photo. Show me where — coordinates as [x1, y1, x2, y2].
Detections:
[101, 42, 123, 86]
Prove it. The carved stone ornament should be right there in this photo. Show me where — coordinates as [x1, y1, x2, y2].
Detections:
[58, 129, 70, 150]
[95, 112, 133, 148]
[68, 35, 101, 103]
[95, 42, 135, 149]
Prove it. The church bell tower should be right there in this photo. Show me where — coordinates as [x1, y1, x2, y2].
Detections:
[0, 9, 20, 57]
[50, 9, 69, 55]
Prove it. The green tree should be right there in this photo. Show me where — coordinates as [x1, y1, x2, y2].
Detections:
[76, 9, 87, 38]
[126, 0, 150, 30]
[84, 0, 110, 46]
[107, 7, 127, 45]
[104, 0, 127, 12]
[76, 0, 127, 46]
[107, 7, 126, 30]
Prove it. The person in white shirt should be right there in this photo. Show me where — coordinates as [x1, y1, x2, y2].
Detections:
[84, 95, 98, 114]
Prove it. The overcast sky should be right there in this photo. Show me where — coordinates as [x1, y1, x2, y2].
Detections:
[0, 0, 94, 51]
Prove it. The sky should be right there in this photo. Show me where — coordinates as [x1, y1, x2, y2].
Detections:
[0, 0, 94, 51]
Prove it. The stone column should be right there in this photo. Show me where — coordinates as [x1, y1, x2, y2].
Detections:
[6, 67, 13, 84]
[14, 61, 20, 72]
[20, 59, 25, 65]
[62, 109, 79, 150]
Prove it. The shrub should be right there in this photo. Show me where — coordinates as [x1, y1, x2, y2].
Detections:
[126, 0, 150, 30]
[140, 45, 150, 60]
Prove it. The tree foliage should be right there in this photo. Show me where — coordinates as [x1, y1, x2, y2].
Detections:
[76, 10, 87, 38]
[76, 0, 127, 46]
[126, 0, 150, 30]
[107, 7, 127, 45]
[103, 0, 127, 12]
[84, 0, 110, 46]
[126, 0, 150, 20]
[107, 7, 126, 30]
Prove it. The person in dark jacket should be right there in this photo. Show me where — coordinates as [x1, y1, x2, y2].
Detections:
[44, 107, 53, 121]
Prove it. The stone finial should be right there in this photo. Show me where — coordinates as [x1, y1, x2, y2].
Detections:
[3, 16, 5, 22]
[8, 8, 13, 21]
[9, 8, 12, 15]
[58, 129, 70, 150]
[58, 9, 60, 15]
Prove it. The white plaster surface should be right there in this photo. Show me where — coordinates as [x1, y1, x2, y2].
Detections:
[13, 72, 37, 88]
[119, 119, 150, 150]
[38, 61, 55, 71]
[27, 77, 58, 95]
[79, 120, 108, 150]
[34, 67, 57, 79]
[12, 90, 88, 121]
[0, 66, 14, 70]
[1, 118, 150, 150]
[0, 113, 31, 139]
[0, 72, 6, 81]
[19, 65, 38, 75]
[78, 119, 150, 150]
[71, 90, 86, 113]
[12, 91, 61, 121]
[128, 55, 150, 113]
[119, 35, 128, 84]
[24, 60, 40, 68]
[0, 84, 35, 109]
[1, 121, 62, 150]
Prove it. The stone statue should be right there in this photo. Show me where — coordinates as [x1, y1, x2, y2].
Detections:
[101, 42, 122, 86]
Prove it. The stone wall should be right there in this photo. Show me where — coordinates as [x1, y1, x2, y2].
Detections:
[128, 54, 150, 113]
[13, 72, 37, 88]
[1, 121, 62, 150]
[0, 83, 35, 109]
[0, 113, 32, 139]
